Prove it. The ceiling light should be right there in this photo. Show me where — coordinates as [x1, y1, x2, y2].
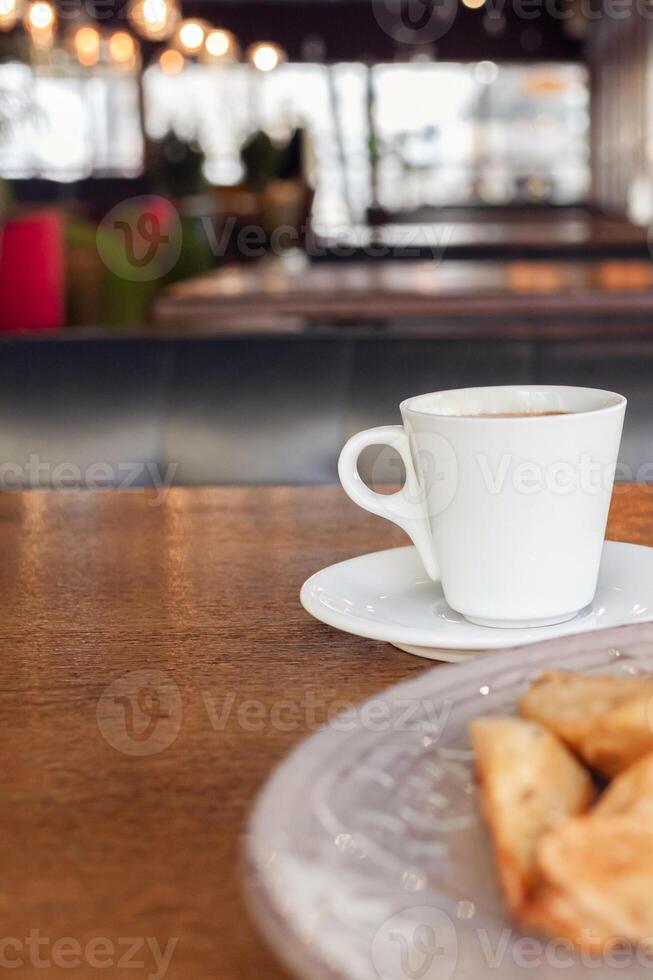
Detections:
[159, 47, 184, 74]
[24, 0, 55, 30]
[73, 25, 101, 67]
[109, 30, 139, 69]
[248, 42, 285, 72]
[176, 18, 206, 53]
[205, 29, 232, 57]
[0, 0, 20, 31]
[128, 0, 179, 41]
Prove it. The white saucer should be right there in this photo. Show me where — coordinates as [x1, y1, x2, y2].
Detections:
[300, 541, 653, 662]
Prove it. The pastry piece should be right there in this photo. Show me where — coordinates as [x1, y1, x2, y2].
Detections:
[595, 751, 653, 816]
[470, 716, 594, 915]
[522, 884, 619, 954]
[524, 814, 653, 952]
[518, 671, 653, 777]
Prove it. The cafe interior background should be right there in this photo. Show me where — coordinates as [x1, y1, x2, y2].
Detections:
[0, 0, 652, 488]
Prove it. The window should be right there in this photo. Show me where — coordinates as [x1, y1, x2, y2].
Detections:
[142, 59, 589, 222]
[0, 62, 142, 179]
[0, 59, 589, 218]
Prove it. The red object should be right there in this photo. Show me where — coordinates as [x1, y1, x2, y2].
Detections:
[0, 210, 64, 332]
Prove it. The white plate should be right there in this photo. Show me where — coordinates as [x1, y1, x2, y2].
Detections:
[245, 622, 653, 980]
[300, 541, 653, 661]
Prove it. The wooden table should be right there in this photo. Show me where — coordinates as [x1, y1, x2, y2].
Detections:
[154, 257, 653, 329]
[312, 214, 651, 260]
[1, 485, 651, 979]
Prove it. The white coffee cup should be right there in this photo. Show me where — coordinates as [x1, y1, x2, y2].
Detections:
[338, 385, 626, 628]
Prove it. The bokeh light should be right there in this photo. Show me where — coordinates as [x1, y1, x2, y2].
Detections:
[108, 30, 139, 69]
[176, 19, 206, 53]
[24, 0, 55, 30]
[128, 0, 179, 42]
[73, 25, 101, 67]
[248, 42, 285, 72]
[0, 0, 20, 32]
[205, 29, 233, 57]
[159, 47, 184, 74]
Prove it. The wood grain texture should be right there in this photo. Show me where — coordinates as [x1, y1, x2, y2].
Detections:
[0, 485, 651, 978]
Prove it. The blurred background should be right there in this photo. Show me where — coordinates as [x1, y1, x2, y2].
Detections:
[0, 0, 651, 488]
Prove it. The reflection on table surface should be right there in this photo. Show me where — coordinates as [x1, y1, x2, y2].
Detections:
[156, 254, 653, 327]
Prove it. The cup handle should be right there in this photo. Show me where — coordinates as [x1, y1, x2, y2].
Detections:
[338, 425, 439, 580]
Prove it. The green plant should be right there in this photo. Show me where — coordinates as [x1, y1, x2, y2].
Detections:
[149, 132, 207, 199]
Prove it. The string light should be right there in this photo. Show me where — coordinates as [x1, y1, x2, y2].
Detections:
[159, 47, 184, 74]
[248, 42, 285, 72]
[24, 0, 55, 30]
[0, 0, 20, 32]
[13, 2, 288, 79]
[204, 28, 236, 59]
[128, 0, 179, 41]
[175, 18, 207, 53]
[108, 30, 139, 69]
[73, 24, 101, 67]
[24, 0, 55, 49]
